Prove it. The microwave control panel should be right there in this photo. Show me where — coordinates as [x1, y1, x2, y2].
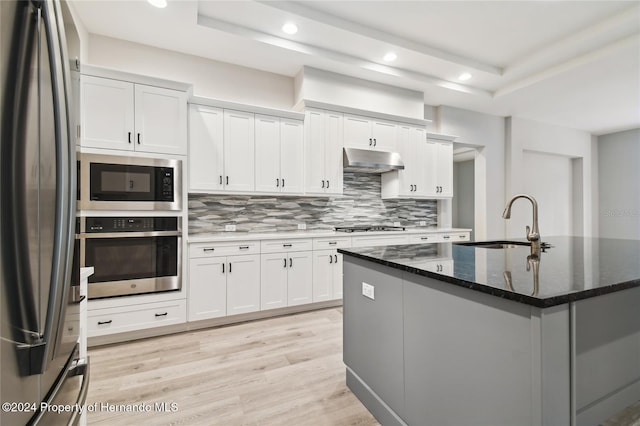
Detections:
[84, 217, 179, 233]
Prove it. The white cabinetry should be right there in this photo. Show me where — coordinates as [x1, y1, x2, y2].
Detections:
[81, 75, 187, 155]
[189, 104, 224, 192]
[344, 114, 397, 151]
[425, 137, 453, 197]
[88, 300, 186, 337]
[304, 108, 344, 195]
[255, 115, 304, 194]
[260, 239, 313, 309]
[224, 110, 255, 192]
[382, 132, 455, 199]
[313, 250, 343, 301]
[188, 106, 255, 193]
[188, 241, 260, 320]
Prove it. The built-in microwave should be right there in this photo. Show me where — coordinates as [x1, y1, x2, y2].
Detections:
[77, 153, 181, 211]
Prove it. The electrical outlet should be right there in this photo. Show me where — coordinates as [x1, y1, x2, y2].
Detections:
[298, 223, 306, 230]
[393, 221, 401, 227]
[225, 224, 236, 232]
[362, 282, 375, 300]
[420, 221, 427, 226]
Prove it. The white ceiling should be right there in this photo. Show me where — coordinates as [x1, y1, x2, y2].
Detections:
[71, 0, 640, 135]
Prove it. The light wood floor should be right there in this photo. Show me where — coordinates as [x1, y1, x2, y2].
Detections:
[86, 307, 380, 425]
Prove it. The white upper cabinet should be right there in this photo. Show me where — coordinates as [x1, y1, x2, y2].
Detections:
[255, 115, 304, 194]
[344, 114, 398, 152]
[81, 75, 187, 155]
[304, 108, 344, 195]
[224, 110, 255, 192]
[382, 131, 454, 199]
[188, 104, 224, 192]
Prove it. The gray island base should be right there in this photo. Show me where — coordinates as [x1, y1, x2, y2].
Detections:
[340, 237, 640, 426]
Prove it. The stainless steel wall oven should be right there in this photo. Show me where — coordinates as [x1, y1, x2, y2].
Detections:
[79, 216, 182, 299]
[78, 153, 182, 211]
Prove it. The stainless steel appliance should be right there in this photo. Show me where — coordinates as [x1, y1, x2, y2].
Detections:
[1, 1, 89, 424]
[343, 147, 404, 173]
[79, 216, 182, 299]
[78, 153, 182, 211]
[335, 225, 406, 232]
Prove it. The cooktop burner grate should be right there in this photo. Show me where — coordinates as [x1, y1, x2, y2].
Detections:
[334, 225, 406, 233]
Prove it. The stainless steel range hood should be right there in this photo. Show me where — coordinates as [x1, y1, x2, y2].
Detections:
[343, 147, 404, 173]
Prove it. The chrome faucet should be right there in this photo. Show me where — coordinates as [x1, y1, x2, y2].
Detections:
[502, 194, 541, 253]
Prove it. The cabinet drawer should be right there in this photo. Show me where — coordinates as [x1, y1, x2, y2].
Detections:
[351, 235, 409, 247]
[408, 234, 439, 244]
[261, 239, 313, 253]
[313, 236, 352, 250]
[190, 241, 259, 258]
[88, 299, 186, 337]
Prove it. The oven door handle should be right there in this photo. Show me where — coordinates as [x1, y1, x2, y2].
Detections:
[78, 231, 182, 239]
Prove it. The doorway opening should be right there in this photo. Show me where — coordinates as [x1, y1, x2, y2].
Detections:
[453, 146, 476, 240]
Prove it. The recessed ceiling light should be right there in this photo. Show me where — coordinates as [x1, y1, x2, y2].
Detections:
[383, 52, 397, 62]
[282, 22, 298, 35]
[458, 72, 472, 81]
[147, 0, 167, 8]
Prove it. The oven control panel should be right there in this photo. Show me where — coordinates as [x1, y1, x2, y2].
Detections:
[85, 217, 179, 233]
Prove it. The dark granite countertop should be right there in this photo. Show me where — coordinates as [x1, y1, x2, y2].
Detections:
[338, 236, 640, 308]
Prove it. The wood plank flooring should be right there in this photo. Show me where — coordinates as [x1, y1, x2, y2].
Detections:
[86, 307, 379, 425]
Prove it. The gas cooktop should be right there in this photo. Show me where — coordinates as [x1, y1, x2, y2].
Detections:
[334, 225, 406, 233]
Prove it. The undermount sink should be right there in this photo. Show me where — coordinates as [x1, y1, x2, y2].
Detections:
[455, 240, 531, 249]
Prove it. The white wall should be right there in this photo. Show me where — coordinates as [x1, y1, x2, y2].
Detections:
[506, 117, 595, 237]
[436, 106, 506, 240]
[63, 1, 89, 62]
[88, 35, 294, 109]
[522, 151, 573, 236]
[598, 128, 640, 240]
[453, 160, 475, 239]
[296, 66, 424, 119]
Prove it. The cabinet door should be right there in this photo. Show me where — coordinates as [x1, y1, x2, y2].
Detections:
[287, 251, 313, 306]
[332, 252, 344, 300]
[312, 250, 333, 302]
[188, 257, 226, 321]
[226, 254, 260, 315]
[371, 120, 397, 151]
[81, 75, 134, 151]
[412, 127, 428, 196]
[224, 110, 255, 192]
[437, 141, 453, 197]
[279, 118, 304, 194]
[254, 114, 281, 193]
[260, 253, 288, 310]
[324, 111, 344, 194]
[344, 114, 372, 149]
[304, 109, 326, 194]
[189, 105, 224, 192]
[396, 125, 416, 197]
[134, 84, 187, 155]
[424, 140, 439, 197]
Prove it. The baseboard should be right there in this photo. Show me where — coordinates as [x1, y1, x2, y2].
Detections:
[345, 366, 407, 426]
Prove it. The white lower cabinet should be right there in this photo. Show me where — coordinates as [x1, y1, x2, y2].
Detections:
[313, 250, 343, 302]
[188, 257, 227, 321]
[226, 254, 261, 315]
[189, 241, 261, 321]
[261, 251, 313, 310]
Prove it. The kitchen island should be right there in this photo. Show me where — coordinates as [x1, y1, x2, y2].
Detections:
[339, 237, 640, 426]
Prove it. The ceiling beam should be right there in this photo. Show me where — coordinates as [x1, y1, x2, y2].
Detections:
[255, 0, 503, 76]
[198, 14, 492, 97]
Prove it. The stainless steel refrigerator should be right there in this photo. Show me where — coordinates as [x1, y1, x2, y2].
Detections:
[1, 0, 89, 424]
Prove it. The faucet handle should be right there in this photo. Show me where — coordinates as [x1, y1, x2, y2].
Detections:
[526, 225, 530, 237]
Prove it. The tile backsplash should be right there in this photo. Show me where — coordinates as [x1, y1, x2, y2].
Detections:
[188, 172, 437, 234]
